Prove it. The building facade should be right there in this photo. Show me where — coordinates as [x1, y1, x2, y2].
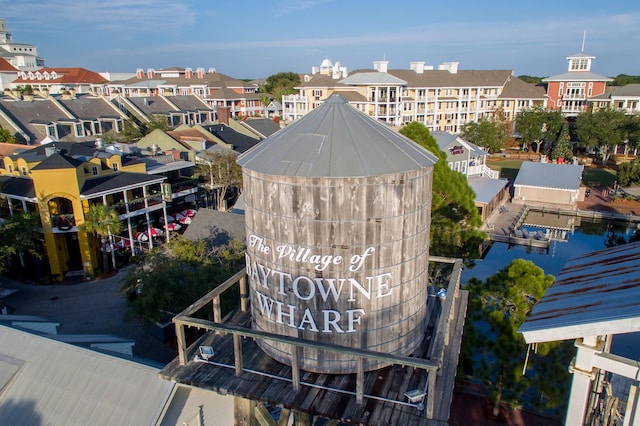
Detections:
[283, 59, 547, 133]
[542, 52, 612, 116]
[0, 19, 45, 71]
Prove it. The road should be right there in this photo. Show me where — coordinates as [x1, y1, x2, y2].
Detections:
[1, 265, 178, 364]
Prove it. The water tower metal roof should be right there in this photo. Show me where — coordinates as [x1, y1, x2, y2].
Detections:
[237, 95, 437, 178]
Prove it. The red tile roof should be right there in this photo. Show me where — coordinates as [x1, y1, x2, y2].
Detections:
[0, 57, 18, 72]
[13, 67, 106, 84]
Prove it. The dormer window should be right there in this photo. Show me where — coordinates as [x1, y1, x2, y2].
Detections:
[92, 166, 98, 176]
[51, 71, 58, 79]
[112, 163, 119, 171]
[35, 71, 42, 80]
[44, 71, 50, 80]
[21, 166, 27, 175]
[7, 164, 13, 173]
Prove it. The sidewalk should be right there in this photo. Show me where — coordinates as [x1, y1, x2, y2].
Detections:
[1, 267, 177, 364]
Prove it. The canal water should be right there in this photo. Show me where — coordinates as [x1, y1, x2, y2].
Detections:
[461, 216, 639, 358]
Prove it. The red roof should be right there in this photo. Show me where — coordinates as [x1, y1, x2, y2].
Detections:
[0, 57, 18, 72]
[13, 67, 105, 84]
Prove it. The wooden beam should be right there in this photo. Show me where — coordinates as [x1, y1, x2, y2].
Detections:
[234, 396, 254, 426]
[180, 269, 246, 317]
[240, 274, 249, 312]
[213, 294, 222, 324]
[277, 408, 291, 426]
[292, 411, 311, 426]
[234, 333, 243, 376]
[291, 344, 301, 391]
[176, 322, 188, 365]
[254, 403, 278, 426]
[356, 357, 364, 404]
[174, 316, 439, 371]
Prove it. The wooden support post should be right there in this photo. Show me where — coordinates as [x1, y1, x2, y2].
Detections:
[292, 411, 311, 426]
[255, 403, 278, 426]
[291, 344, 301, 391]
[234, 396, 254, 426]
[356, 357, 364, 404]
[176, 322, 188, 365]
[213, 294, 222, 323]
[240, 274, 249, 312]
[425, 370, 437, 418]
[277, 408, 291, 426]
[234, 333, 243, 376]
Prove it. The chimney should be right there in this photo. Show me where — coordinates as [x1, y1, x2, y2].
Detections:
[185, 67, 193, 79]
[217, 106, 230, 125]
[197, 67, 205, 78]
[438, 62, 459, 74]
[147, 68, 154, 78]
[45, 145, 57, 157]
[373, 60, 388, 73]
[95, 137, 104, 149]
[136, 68, 144, 79]
[410, 61, 425, 74]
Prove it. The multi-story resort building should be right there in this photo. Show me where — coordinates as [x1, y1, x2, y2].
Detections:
[283, 58, 547, 132]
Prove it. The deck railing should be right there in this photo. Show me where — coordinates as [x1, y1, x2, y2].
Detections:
[172, 258, 463, 416]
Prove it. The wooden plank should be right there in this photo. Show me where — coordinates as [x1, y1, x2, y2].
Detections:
[291, 344, 301, 391]
[254, 403, 278, 426]
[234, 396, 254, 426]
[356, 357, 364, 404]
[176, 322, 188, 365]
[234, 333, 243, 376]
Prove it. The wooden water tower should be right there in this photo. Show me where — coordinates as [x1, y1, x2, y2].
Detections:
[237, 95, 437, 373]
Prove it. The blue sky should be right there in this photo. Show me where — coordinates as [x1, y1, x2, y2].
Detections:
[1, 0, 639, 79]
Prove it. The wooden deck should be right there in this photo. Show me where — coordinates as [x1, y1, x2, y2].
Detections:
[159, 258, 468, 426]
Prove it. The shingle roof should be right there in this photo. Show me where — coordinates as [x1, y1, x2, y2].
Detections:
[542, 71, 613, 82]
[0, 175, 36, 199]
[182, 208, 246, 244]
[13, 67, 106, 84]
[513, 162, 583, 190]
[0, 56, 17, 72]
[239, 118, 281, 138]
[499, 76, 547, 99]
[31, 152, 85, 170]
[80, 172, 165, 197]
[208, 124, 260, 153]
[467, 176, 508, 204]
[237, 95, 437, 178]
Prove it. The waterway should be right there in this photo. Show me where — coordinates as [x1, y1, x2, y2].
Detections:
[461, 216, 639, 358]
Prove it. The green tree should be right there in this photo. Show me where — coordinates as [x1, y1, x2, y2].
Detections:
[143, 114, 170, 134]
[622, 112, 640, 155]
[551, 124, 573, 162]
[610, 74, 640, 86]
[460, 115, 509, 153]
[263, 72, 300, 101]
[0, 212, 41, 274]
[80, 204, 123, 273]
[400, 122, 485, 258]
[574, 107, 627, 164]
[515, 106, 565, 153]
[617, 159, 640, 186]
[120, 236, 245, 322]
[517, 75, 544, 84]
[197, 150, 243, 211]
[462, 260, 567, 415]
[104, 119, 143, 144]
[0, 128, 17, 144]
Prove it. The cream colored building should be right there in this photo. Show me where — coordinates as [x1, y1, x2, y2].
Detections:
[283, 58, 547, 132]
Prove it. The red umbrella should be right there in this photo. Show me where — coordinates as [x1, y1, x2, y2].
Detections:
[181, 209, 196, 218]
[167, 222, 182, 231]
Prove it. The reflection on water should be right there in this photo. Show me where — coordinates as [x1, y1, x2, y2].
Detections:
[462, 216, 639, 358]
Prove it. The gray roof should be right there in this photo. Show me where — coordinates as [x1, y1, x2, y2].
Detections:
[0, 325, 174, 425]
[467, 176, 508, 204]
[519, 241, 640, 343]
[237, 95, 437, 178]
[239, 118, 281, 138]
[182, 208, 245, 244]
[513, 162, 583, 190]
[339, 72, 407, 86]
[431, 131, 487, 157]
[542, 71, 612, 82]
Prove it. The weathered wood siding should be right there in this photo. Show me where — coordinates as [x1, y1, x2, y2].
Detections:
[242, 167, 433, 373]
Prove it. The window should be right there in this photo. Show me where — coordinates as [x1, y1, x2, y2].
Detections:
[92, 166, 98, 176]
[7, 164, 13, 173]
[21, 166, 27, 176]
[112, 163, 119, 171]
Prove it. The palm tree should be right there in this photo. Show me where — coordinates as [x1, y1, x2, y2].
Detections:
[80, 204, 123, 273]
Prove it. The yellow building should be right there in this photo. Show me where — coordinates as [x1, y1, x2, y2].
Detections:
[0, 141, 170, 281]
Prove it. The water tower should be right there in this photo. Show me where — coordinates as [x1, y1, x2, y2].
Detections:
[237, 95, 437, 373]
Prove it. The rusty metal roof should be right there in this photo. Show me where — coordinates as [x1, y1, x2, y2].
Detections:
[519, 241, 640, 343]
[237, 95, 437, 178]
